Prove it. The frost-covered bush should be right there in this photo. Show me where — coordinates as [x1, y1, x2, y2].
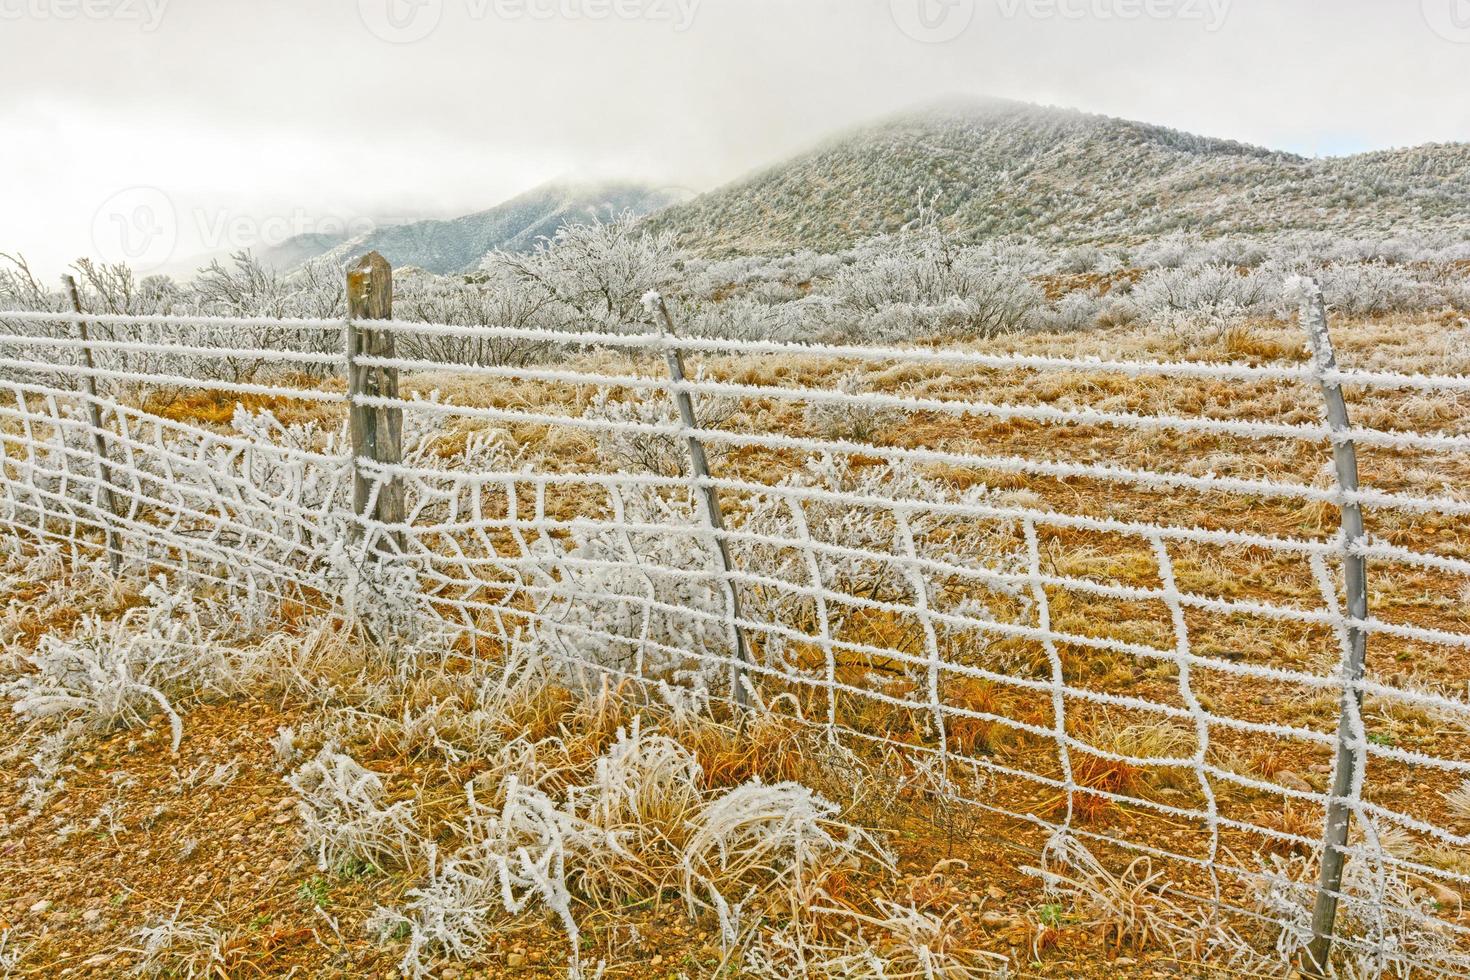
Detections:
[1251, 852, 1462, 979]
[1316, 260, 1437, 317]
[1031, 290, 1104, 332]
[585, 382, 739, 477]
[392, 267, 557, 367]
[1057, 244, 1117, 274]
[678, 295, 807, 343]
[520, 484, 736, 692]
[1128, 263, 1280, 329]
[824, 235, 1044, 341]
[802, 370, 905, 442]
[287, 745, 421, 873]
[490, 213, 680, 334]
[734, 456, 1027, 670]
[2, 579, 248, 753]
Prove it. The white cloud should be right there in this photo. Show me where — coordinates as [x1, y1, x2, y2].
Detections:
[2, 0, 1467, 277]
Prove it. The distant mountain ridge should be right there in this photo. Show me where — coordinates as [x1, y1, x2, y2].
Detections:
[260, 180, 687, 274]
[644, 97, 1470, 254]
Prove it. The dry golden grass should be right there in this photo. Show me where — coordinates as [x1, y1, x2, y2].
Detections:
[6, 310, 1470, 975]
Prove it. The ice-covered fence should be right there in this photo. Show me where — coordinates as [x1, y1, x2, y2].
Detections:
[2, 276, 1470, 976]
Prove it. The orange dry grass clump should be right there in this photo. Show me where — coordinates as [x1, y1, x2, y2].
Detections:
[144, 390, 292, 425]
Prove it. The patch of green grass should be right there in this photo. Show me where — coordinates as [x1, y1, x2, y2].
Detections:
[297, 876, 331, 908]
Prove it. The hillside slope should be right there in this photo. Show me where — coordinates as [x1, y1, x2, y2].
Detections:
[645, 98, 1470, 254]
[262, 180, 686, 274]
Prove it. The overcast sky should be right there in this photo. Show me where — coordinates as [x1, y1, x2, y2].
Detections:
[3, 0, 1468, 278]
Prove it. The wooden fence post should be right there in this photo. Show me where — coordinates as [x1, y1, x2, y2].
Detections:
[346, 252, 404, 553]
[648, 293, 752, 711]
[61, 274, 122, 577]
[1299, 279, 1370, 979]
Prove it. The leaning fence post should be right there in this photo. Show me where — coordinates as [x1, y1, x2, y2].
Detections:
[61, 275, 122, 577]
[645, 292, 752, 711]
[1297, 278, 1370, 979]
[346, 252, 405, 554]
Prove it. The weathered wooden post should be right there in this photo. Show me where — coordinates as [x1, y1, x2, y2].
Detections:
[346, 252, 405, 553]
[61, 274, 122, 576]
[647, 292, 752, 710]
[1298, 278, 1370, 979]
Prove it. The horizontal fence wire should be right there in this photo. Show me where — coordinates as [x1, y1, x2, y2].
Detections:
[2, 307, 1470, 974]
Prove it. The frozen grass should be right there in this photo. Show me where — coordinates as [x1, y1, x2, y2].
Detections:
[286, 746, 422, 874]
[130, 905, 227, 979]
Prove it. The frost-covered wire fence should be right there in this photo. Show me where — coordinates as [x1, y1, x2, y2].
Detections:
[3, 263, 1470, 976]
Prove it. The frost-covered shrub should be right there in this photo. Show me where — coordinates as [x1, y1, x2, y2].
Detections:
[678, 295, 807, 343]
[802, 370, 905, 442]
[1317, 261, 1436, 317]
[1131, 231, 1207, 270]
[1251, 852, 1462, 978]
[287, 746, 421, 873]
[1129, 263, 1280, 329]
[520, 484, 736, 692]
[734, 456, 1026, 665]
[825, 240, 1043, 342]
[1032, 290, 1104, 332]
[519, 455, 1025, 697]
[2, 580, 246, 753]
[1057, 244, 1116, 274]
[585, 383, 739, 477]
[392, 267, 558, 367]
[490, 214, 680, 334]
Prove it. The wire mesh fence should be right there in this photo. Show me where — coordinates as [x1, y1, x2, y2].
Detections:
[2, 268, 1470, 975]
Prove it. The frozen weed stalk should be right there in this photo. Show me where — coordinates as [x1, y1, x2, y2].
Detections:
[681, 781, 892, 947]
[287, 745, 422, 873]
[131, 905, 226, 979]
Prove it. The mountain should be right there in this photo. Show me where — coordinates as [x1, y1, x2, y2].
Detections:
[644, 97, 1470, 254]
[261, 180, 687, 274]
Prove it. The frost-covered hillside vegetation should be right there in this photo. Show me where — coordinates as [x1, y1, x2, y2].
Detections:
[258, 180, 686, 275]
[8, 213, 1467, 370]
[646, 98, 1470, 254]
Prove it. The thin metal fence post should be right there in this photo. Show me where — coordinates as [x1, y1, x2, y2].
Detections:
[1298, 279, 1370, 978]
[61, 275, 122, 577]
[648, 293, 752, 710]
[346, 251, 405, 555]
